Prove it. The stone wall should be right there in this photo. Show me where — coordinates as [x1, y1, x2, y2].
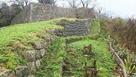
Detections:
[11, 3, 96, 24]
[55, 19, 91, 36]
[0, 34, 57, 77]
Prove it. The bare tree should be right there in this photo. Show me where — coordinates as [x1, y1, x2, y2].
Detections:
[98, 8, 102, 14]
[67, 0, 96, 8]
[80, 0, 96, 8]
[60, 0, 65, 8]
[24, 0, 29, 6]
[10, 0, 30, 9]
[68, 0, 81, 8]
[38, 0, 57, 5]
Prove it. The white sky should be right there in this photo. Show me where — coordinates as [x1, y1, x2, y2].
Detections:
[96, 0, 136, 18]
[1, 0, 136, 18]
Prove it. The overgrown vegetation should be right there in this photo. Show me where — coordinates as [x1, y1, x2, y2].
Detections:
[0, 18, 65, 71]
[36, 19, 116, 77]
[99, 18, 136, 54]
[99, 18, 136, 76]
[0, 2, 22, 27]
[1, 17, 135, 76]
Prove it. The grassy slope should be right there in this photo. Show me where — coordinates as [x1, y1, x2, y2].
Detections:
[0, 18, 117, 76]
[68, 19, 116, 77]
[69, 39, 115, 77]
[0, 18, 67, 71]
[0, 18, 63, 48]
[37, 19, 116, 77]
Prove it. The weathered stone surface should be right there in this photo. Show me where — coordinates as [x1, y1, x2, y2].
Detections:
[8, 71, 16, 77]
[32, 41, 43, 50]
[35, 60, 41, 70]
[36, 49, 46, 60]
[42, 34, 56, 42]
[35, 50, 41, 60]
[27, 62, 36, 74]
[50, 35, 57, 40]
[28, 75, 35, 77]
[11, 3, 96, 24]
[40, 49, 46, 57]
[0, 33, 59, 77]
[42, 35, 51, 42]
[55, 19, 91, 36]
[0, 70, 11, 77]
[42, 42, 48, 46]
[25, 51, 36, 62]
[15, 66, 29, 77]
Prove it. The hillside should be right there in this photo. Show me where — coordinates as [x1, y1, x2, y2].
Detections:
[0, 18, 135, 77]
[0, 18, 63, 72]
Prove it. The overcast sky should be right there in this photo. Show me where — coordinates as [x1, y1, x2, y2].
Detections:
[1, 0, 136, 18]
[96, 0, 136, 18]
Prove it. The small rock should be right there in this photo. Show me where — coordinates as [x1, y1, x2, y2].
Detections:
[32, 41, 43, 50]
[8, 71, 16, 77]
[42, 35, 51, 42]
[28, 75, 35, 77]
[35, 49, 46, 59]
[40, 49, 46, 57]
[27, 62, 36, 74]
[35, 50, 41, 60]
[35, 60, 41, 70]
[15, 66, 28, 77]
[25, 51, 36, 62]
[0, 70, 11, 77]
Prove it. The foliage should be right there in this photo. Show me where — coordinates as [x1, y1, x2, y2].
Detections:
[37, 19, 116, 77]
[69, 38, 116, 77]
[0, 2, 22, 27]
[10, 0, 30, 9]
[37, 37, 65, 77]
[7, 53, 19, 70]
[99, 18, 110, 36]
[112, 44, 136, 76]
[124, 56, 136, 76]
[101, 17, 136, 76]
[0, 18, 65, 70]
[87, 19, 100, 38]
[37, 36, 116, 76]
[10, 4, 22, 17]
[99, 18, 136, 53]
[0, 2, 12, 27]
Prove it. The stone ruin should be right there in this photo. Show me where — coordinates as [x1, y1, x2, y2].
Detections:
[55, 19, 91, 36]
[11, 3, 96, 24]
[0, 35, 57, 77]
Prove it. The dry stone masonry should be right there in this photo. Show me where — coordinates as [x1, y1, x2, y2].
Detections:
[11, 3, 96, 24]
[0, 34, 57, 77]
[55, 19, 91, 36]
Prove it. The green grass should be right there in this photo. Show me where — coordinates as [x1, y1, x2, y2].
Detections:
[38, 37, 116, 77]
[69, 38, 116, 77]
[0, 18, 63, 48]
[0, 18, 117, 76]
[36, 19, 116, 77]
[0, 18, 78, 71]
[87, 19, 100, 37]
[67, 19, 116, 76]
[66, 19, 116, 76]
